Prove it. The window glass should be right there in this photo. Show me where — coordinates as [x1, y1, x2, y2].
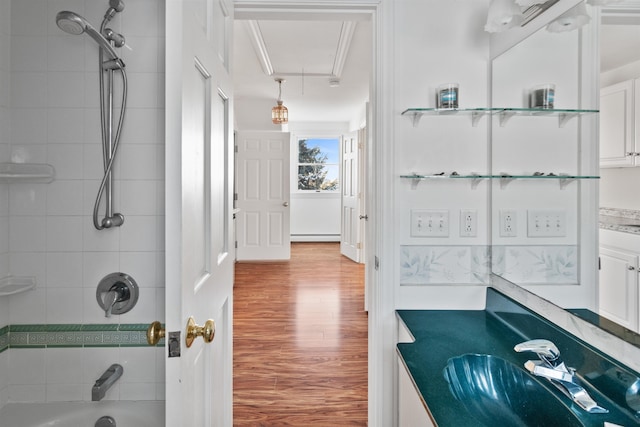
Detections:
[297, 138, 340, 191]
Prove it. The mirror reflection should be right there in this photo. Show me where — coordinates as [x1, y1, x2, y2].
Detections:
[490, 1, 640, 348]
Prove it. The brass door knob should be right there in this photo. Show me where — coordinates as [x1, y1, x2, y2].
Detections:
[146, 321, 165, 346]
[185, 316, 215, 348]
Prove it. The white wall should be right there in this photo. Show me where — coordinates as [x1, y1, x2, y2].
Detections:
[0, 0, 10, 408]
[3, 0, 165, 403]
[392, 0, 491, 308]
[600, 59, 640, 211]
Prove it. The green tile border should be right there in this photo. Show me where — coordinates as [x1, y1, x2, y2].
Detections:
[0, 323, 164, 350]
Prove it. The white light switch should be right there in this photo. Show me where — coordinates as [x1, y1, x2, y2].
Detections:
[527, 210, 566, 237]
[411, 210, 449, 237]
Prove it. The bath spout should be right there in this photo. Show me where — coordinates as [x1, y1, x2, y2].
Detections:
[92, 364, 123, 401]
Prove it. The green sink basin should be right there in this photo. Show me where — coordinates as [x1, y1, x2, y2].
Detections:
[444, 354, 584, 427]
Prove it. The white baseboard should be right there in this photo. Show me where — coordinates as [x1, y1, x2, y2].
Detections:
[291, 234, 340, 242]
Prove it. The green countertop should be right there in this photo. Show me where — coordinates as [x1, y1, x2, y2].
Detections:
[396, 289, 640, 426]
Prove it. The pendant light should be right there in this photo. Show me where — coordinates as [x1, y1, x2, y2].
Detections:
[485, 0, 524, 33]
[272, 78, 288, 125]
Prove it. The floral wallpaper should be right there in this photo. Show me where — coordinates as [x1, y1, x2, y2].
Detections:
[400, 245, 577, 285]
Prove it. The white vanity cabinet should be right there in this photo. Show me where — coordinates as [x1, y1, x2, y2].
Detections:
[599, 229, 640, 332]
[600, 80, 640, 168]
[397, 320, 435, 427]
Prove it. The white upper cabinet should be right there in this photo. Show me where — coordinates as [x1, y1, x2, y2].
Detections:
[600, 79, 640, 167]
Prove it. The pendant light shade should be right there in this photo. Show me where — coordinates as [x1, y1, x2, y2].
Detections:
[272, 78, 288, 125]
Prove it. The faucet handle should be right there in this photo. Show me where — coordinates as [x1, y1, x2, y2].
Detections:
[514, 339, 562, 367]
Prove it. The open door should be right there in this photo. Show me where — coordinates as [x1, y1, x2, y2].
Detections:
[235, 131, 291, 261]
[341, 131, 363, 262]
[165, 0, 234, 425]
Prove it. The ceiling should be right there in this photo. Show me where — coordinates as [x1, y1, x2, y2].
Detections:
[231, 7, 639, 121]
[232, 17, 372, 123]
[601, 23, 640, 72]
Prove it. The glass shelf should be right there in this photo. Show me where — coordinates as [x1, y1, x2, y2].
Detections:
[401, 107, 598, 127]
[0, 276, 36, 296]
[0, 162, 55, 183]
[401, 173, 599, 189]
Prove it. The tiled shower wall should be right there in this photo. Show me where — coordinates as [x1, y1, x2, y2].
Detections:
[1, 0, 165, 404]
[0, 0, 10, 408]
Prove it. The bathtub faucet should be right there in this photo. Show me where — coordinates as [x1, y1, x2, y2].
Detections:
[92, 364, 123, 401]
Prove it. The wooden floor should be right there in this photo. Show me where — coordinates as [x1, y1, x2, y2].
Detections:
[233, 242, 368, 426]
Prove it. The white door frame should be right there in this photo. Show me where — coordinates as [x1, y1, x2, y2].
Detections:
[233, 1, 392, 425]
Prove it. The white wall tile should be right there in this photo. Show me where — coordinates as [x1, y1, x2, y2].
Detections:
[122, 37, 159, 73]
[120, 181, 157, 216]
[45, 348, 84, 384]
[119, 216, 157, 252]
[119, 382, 155, 400]
[47, 143, 84, 180]
[122, 0, 160, 38]
[9, 184, 47, 216]
[47, 72, 85, 108]
[10, 36, 47, 71]
[46, 252, 83, 288]
[82, 221, 121, 252]
[0, 350, 8, 407]
[119, 347, 156, 383]
[10, 72, 48, 108]
[46, 216, 83, 252]
[10, 0, 48, 37]
[47, 108, 86, 144]
[118, 251, 157, 287]
[9, 288, 46, 324]
[10, 143, 47, 164]
[46, 287, 83, 323]
[46, 384, 83, 402]
[121, 108, 158, 144]
[9, 348, 45, 385]
[10, 108, 47, 145]
[46, 180, 84, 215]
[125, 73, 158, 109]
[9, 216, 46, 252]
[8, 385, 45, 403]
[9, 252, 46, 289]
[47, 35, 86, 72]
[118, 144, 157, 180]
[120, 287, 155, 323]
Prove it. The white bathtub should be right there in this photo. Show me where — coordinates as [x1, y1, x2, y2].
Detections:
[0, 400, 165, 427]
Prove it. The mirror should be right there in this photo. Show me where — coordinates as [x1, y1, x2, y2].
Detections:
[490, 1, 640, 348]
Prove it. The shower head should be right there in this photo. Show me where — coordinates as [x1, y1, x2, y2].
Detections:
[56, 11, 120, 61]
[109, 0, 125, 13]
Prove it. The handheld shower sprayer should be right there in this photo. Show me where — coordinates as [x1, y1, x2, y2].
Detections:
[56, 1, 128, 231]
[55, 11, 122, 63]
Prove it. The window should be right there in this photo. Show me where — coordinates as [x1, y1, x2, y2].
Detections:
[297, 137, 340, 191]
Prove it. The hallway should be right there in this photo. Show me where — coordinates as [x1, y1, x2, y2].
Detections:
[233, 243, 368, 426]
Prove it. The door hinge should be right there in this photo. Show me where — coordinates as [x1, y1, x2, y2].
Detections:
[374, 256, 379, 271]
[234, 145, 238, 153]
[357, 242, 362, 249]
[598, 256, 601, 270]
[234, 193, 238, 201]
[235, 241, 238, 249]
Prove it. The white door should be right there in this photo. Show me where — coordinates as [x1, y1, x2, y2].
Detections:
[341, 131, 361, 262]
[235, 131, 291, 261]
[165, 0, 234, 425]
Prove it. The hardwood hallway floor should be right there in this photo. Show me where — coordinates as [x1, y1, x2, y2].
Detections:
[233, 242, 368, 426]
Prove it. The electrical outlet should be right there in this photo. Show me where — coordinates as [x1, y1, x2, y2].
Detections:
[460, 209, 477, 237]
[411, 210, 449, 237]
[499, 210, 517, 237]
[527, 210, 566, 237]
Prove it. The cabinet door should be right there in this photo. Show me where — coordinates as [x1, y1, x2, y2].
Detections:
[600, 80, 636, 168]
[599, 246, 639, 332]
[398, 358, 435, 427]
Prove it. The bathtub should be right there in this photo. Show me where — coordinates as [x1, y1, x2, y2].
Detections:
[0, 400, 164, 427]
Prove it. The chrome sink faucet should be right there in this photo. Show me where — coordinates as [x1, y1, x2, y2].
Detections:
[92, 364, 123, 401]
[514, 339, 608, 414]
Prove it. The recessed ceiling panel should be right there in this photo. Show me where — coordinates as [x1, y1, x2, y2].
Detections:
[259, 20, 343, 75]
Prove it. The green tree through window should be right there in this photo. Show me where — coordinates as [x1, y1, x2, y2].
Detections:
[297, 138, 339, 191]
